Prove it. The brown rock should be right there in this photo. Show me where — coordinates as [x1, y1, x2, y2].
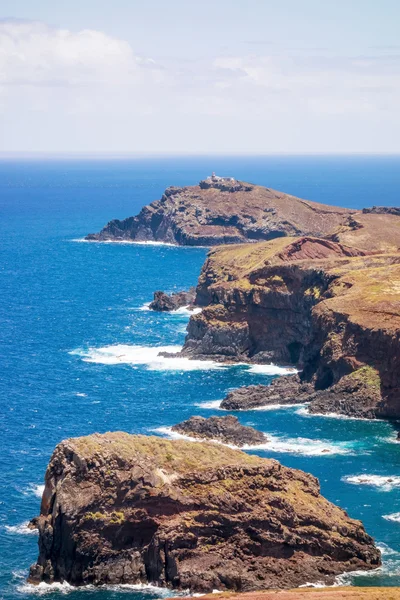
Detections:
[28, 433, 380, 592]
[171, 415, 268, 446]
[149, 288, 196, 312]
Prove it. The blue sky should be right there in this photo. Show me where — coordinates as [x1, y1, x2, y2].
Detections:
[1, 0, 400, 153]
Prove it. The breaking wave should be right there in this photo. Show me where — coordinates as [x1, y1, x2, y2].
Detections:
[70, 345, 226, 371]
[5, 521, 37, 535]
[342, 474, 400, 491]
[383, 512, 400, 523]
[71, 238, 177, 247]
[155, 426, 353, 456]
[194, 399, 223, 409]
[71, 344, 297, 375]
[23, 484, 45, 498]
[17, 581, 174, 596]
[247, 364, 298, 376]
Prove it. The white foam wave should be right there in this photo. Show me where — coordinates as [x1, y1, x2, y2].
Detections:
[243, 435, 353, 456]
[156, 427, 352, 456]
[18, 581, 173, 596]
[377, 542, 400, 556]
[24, 484, 44, 498]
[253, 402, 308, 412]
[195, 400, 222, 409]
[5, 521, 38, 535]
[138, 302, 151, 311]
[138, 303, 201, 316]
[71, 238, 177, 247]
[343, 474, 400, 491]
[247, 364, 297, 376]
[71, 344, 307, 376]
[70, 345, 226, 372]
[296, 406, 383, 421]
[170, 306, 202, 316]
[383, 512, 400, 523]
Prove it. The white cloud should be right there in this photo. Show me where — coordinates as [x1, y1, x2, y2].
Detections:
[0, 20, 399, 152]
[0, 20, 156, 86]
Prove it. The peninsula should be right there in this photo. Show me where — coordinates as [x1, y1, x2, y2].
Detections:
[86, 175, 400, 249]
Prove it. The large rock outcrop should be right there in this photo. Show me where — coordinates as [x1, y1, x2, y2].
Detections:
[220, 376, 312, 411]
[182, 237, 400, 418]
[171, 415, 268, 446]
[86, 178, 400, 249]
[29, 433, 380, 592]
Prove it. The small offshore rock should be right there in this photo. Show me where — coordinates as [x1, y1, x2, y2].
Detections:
[171, 415, 267, 446]
[149, 288, 196, 311]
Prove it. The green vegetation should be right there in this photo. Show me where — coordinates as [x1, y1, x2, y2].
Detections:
[347, 366, 381, 390]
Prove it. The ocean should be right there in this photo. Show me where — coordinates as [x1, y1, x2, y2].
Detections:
[1, 155, 400, 599]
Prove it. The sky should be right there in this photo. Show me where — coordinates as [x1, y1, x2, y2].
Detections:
[1, 0, 400, 154]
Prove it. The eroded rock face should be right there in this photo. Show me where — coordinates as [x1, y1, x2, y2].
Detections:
[171, 415, 267, 446]
[86, 179, 400, 251]
[149, 288, 196, 312]
[182, 237, 400, 418]
[220, 375, 312, 411]
[85, 180, 356, 247]
[29, 433, 380, 592]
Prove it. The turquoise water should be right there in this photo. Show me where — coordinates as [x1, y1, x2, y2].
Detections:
[1, 156, 400, 599]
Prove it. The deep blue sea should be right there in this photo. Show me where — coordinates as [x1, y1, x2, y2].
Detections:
[1, 155, 400, 599]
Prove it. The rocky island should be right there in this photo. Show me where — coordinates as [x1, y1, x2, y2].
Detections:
[180, 235, 400, 419]
[85, 174, 400, 249]
[29, 432, 380, 592]
[171, 415, 268, 446]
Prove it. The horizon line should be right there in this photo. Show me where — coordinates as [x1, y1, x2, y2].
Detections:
[1, 151, 400, 160]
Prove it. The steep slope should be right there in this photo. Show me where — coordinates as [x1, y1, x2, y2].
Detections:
[86, 178, 355, 246]
[86, 177, 400, 249]
[29, 433, 379, 592]
[182, 237, 400, 417]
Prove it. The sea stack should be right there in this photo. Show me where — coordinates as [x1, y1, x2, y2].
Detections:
[29, 432, 380, 592]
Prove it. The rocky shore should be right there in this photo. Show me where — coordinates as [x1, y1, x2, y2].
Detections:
[181, 235, 400, 419]
[28, 433, 380, 592]
[220, 376, 312, 410]
[85, 177, 400, 249]
[171, 415, 268, 446]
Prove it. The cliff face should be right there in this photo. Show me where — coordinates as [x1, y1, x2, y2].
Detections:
[86, 178, 400, 249]
[29, 433, 380, 592]
[182, 237, 400, 417]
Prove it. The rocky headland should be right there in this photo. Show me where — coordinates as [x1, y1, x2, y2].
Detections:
[149, 288, 196, 311]
[85, 176, 400, 249]
[181, 235, 400, 418]
[171, 415, 268, 446]
[29, 432, 380, 591]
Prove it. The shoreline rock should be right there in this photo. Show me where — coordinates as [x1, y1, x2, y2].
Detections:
[28, 433, 380, 592]
[171, 415, 268, 446]
[220, 375, 312, 411]
[149, 288, 196, 312]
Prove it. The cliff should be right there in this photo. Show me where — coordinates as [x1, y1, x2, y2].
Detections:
[182, 237, 400, 418]
[28, 433, 380, 592]
[86, 178, 400, 248]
